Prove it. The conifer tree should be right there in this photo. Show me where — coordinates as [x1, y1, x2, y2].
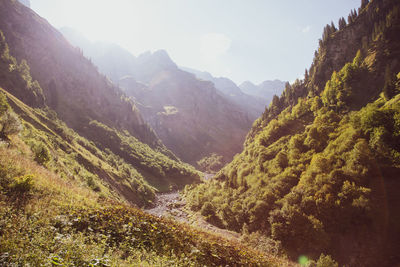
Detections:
[339, 17, 347, 30]
[361, 0, 369, 10]
[383, 65, 396, 100]
[330, 21, 337, 32]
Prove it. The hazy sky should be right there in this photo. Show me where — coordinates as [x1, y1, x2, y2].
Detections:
[31, 0, 360, 84]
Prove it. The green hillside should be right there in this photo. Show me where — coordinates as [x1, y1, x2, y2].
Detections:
[1, 0, 400, 265]
[0, 3, 295, 265]
[0, 98, 292, 266]
[185, 0, 400, 265]
[0, 0, 202, 206]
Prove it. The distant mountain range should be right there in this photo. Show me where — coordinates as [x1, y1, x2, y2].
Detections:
[239, 79, 287, 104]
[60, 28, 265, 164]
[181, 67, 268, 119]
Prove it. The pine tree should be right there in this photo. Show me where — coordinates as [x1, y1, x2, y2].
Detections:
[361, 0, 369, 10]
[383, 65, 396, 100]
[339, 17, 347, 30]
[269, 95, 282, 116]
[323, 24, 331, 42]
[353, 50, 363, 66]
[348, 9, 358, 24]
[348, 10, 353, 24]
[330, 21, 337, 32]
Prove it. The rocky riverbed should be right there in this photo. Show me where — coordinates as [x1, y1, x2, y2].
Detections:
[145, 173, 240, 240]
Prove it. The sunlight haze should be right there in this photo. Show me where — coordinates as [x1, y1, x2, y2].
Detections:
[31, 0, 360, 84]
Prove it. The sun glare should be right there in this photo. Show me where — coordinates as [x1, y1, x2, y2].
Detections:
[62, 0, 157, 54]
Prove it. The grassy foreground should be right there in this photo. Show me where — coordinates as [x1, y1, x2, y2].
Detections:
[0, 130, 294, 266]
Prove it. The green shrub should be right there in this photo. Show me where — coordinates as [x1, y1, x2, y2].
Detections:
[316, 254, 338, 267]
[197, 153, 224, 173]
[6, 174, 35, 200]
[200, 201, 215, 217]
[32, 142, 50, 165]
[0, 93, 22, 139]
[0, 111, 23, 138]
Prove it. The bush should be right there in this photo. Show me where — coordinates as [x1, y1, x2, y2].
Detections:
[8, 174, 34, 195]
[316, 254, 338, 267]
[0, 93, 23, 139]
[32, 142, 50, 165]
[0, 111, 23, 138]
[197, 153, 224, 173]
[200, 201, 215, 217]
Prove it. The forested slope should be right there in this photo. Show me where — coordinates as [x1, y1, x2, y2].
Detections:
[0, 91, 293, 266]
[185, 0, 400, 265]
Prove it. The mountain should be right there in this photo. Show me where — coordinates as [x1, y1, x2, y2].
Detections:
[0, 1, 298, 265]
[185, 0, 400, 266]
[117, 59, 252, 165]
[239, 79, 286, 104]
[0, 35, 289, 266]
[60, 29, 253, 165]
[181, 67, 267, 119]
[0, 0, 201, 206]
[17, 0, 30, 8]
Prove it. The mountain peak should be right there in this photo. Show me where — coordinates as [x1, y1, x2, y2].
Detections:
[137, 49, 176, 68]
[153, 49, 170, 58]
[239, 80, 256, 87]
[239, 79, 286, 101]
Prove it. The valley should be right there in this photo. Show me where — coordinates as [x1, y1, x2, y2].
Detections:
[0, 0, 399, 266]
[145, 174, 241, 242]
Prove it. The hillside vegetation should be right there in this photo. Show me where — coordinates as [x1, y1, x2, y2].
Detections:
[1, 0, 400, 265]
[0, 102, 292, 266]
[185, 0, 400, 265]
[0, 4, 295, 264]
[0, 0, 201, 205]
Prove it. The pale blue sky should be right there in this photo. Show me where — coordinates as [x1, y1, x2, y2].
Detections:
[31, 0, 360, 84]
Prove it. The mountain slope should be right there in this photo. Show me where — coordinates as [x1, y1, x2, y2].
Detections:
[182, 67, 267, 119]
[239, 79, 286, 104]
[0, 0, 200, 201]
[0, 16, 291, 262]
[60, 30, 253, 164]
[185, 0, 400, 266]
[0, 95, 293, 266]
[0, 0, 164, 150]
[119, 64, 252, 164]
